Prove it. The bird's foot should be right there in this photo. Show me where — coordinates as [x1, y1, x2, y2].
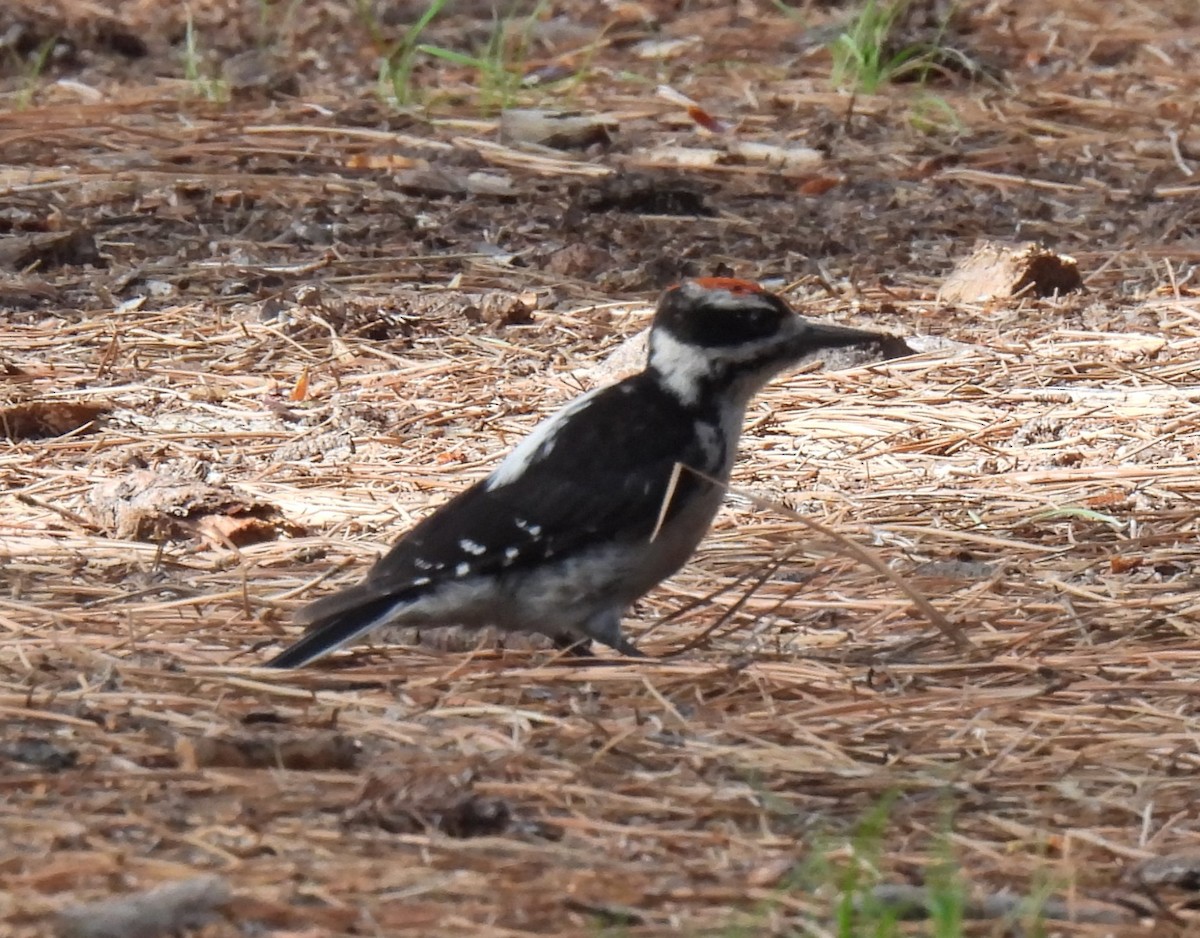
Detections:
[551, 632, 595, 657]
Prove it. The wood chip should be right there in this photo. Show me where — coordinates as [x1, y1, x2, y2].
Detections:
[88, 469, 304, 546]
[0, 400, 108, 440]
[939, 240, 1083, 303]
[500, 109, 615, 149]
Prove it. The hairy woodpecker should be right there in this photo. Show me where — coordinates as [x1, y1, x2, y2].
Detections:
[267, 278, 903, 668]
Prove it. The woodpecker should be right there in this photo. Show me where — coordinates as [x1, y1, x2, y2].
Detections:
[267, 278, 904, 668]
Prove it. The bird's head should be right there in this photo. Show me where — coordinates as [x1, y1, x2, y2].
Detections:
[647, 278, 890, 406]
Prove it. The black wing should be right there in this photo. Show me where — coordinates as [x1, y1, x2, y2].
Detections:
[362, 373, 719, 592]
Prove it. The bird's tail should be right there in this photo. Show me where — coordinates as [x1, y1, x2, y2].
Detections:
[265, 587, 405, 668]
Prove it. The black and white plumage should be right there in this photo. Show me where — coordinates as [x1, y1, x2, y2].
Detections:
[267, 278, 903, 668]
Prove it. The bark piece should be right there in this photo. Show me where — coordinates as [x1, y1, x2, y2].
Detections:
[0, 230, 104, 270]
[500, 109, 614, 149]
[543, 242, 614, 279]
[345, 771, 511, 838]
[574, 173, 713, 217]
[939, 240, 1083, 303]
[461, 291, 537, 327]
[0, 400, 107, 439]
[89, 469, 304, 546]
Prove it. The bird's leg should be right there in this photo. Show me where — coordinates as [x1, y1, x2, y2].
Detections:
[583, 610, 647, 658]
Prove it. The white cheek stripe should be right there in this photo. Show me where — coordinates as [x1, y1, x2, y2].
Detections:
[648, 331, 714, 405]
[651, 319, 809, 405]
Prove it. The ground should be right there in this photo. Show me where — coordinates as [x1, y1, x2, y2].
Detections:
[2, 1, 1199, 935]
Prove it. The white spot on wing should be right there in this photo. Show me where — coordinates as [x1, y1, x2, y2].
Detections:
[503, 546, 519, 566]
[485, 386, 606, 490]
[516, 519, 542, 537]
[413, 576, 431, 586]
[455, 562, 470, 577]
[459, 538, 487, 555]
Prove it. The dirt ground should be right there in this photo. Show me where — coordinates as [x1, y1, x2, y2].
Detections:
[2, 0, 1200, 935]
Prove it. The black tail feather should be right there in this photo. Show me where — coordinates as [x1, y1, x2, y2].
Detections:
[266, 592, 405, 668]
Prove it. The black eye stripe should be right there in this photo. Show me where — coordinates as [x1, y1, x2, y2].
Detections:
[663, 302, 785, 347]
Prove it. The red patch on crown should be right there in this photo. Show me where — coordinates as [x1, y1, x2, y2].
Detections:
[689, 277, 764, 294]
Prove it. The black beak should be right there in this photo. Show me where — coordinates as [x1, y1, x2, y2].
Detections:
[792, 318, 914, 361]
